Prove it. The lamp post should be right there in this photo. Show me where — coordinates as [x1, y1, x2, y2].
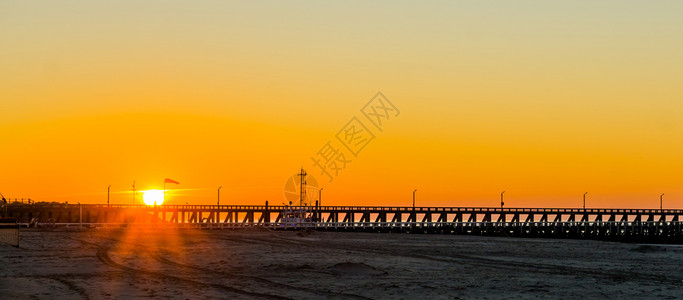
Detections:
[319, 188, 323, 206]
[108, 185, 111, 205]
[501, 191, 505, 208]
[583, 192, 588, 209]
[218, 186, 222, 206]
[413, 189, 417, 210]
[316, 188, 323, 222]
[660, 194, 664, 210]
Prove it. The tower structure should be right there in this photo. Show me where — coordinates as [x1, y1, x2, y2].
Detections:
[297, 167, 307, 206]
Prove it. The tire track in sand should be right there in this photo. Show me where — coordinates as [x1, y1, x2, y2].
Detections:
[73, 235, 370, 300]
[42, 276, 90, 300]
[147, 250, 371, 300]
[72, 237, 291, 300]
[237, 234, 681, 285]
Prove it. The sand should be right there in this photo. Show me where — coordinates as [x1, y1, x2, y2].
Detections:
[1, 227, 682, 299]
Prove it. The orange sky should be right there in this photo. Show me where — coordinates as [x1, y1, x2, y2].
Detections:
[1, 1, 681, 208]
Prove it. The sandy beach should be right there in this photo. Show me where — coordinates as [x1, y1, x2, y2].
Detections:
[1, 227, 682, 299]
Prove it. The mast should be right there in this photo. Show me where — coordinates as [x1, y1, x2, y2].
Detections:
[297, 167, 307, 206]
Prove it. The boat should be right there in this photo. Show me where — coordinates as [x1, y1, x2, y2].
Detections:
[280, 202, 315, 228]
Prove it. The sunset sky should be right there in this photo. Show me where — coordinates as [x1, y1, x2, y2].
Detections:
[1, 1, 681, 208]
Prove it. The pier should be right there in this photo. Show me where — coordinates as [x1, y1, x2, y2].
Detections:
[4, 203, 683, 242]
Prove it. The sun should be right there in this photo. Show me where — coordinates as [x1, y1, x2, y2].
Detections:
[142, 190, 164, 205]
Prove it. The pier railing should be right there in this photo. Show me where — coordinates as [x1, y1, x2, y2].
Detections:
[5, 204, 683, 240]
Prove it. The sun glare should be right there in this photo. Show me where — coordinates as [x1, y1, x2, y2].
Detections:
[142, 190, 164, 205]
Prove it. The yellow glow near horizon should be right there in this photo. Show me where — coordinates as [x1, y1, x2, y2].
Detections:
[142, 190, 164, 206]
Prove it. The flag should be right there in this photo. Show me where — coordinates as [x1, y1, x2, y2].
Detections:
[164, 178, 180, 184]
